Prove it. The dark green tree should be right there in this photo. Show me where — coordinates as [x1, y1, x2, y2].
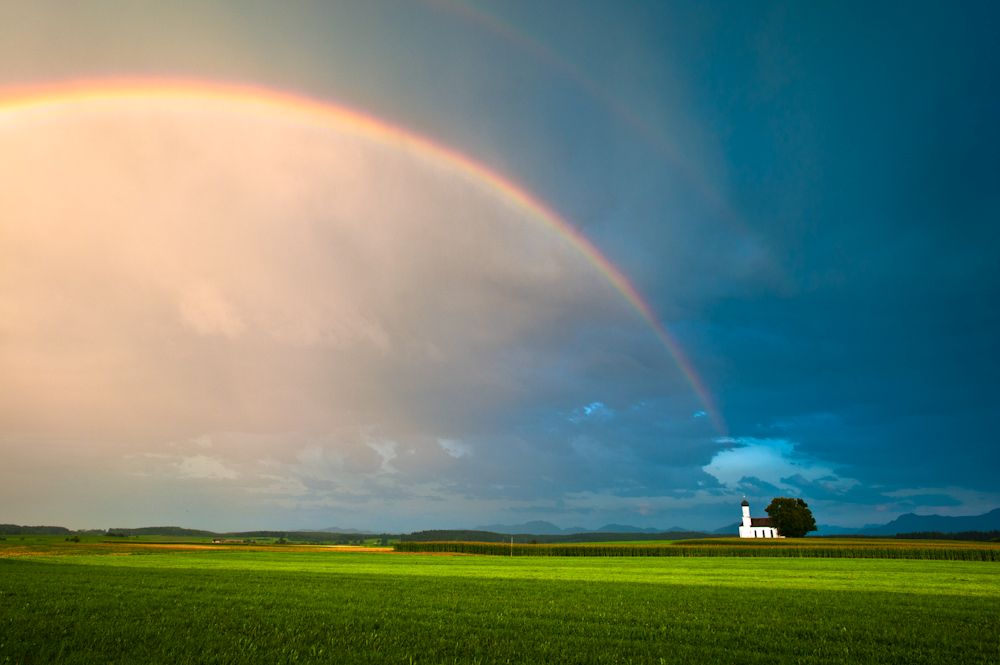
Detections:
[765, 497, 817, 537]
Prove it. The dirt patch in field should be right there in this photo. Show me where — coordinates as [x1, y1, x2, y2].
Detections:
[113, 544, 219, 551]
[1, 542, 400, 558]
[99, 543, 396, 554]
[0, 548, 48, 558]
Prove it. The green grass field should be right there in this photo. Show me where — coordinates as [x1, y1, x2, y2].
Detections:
[2, 540, 998, 664]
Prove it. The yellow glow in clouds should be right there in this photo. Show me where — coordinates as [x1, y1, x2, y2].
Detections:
[1, 81, 643, 444]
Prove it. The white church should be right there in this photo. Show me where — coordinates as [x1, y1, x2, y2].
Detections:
[738, 498, 783, 538]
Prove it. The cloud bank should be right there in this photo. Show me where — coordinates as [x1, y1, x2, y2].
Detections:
[0, 96, 713, 530]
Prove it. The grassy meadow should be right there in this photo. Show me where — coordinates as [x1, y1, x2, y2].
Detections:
[1, 537, 998, 664]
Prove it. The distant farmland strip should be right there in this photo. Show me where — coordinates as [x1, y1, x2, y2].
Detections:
[394, 539, 1000, 561]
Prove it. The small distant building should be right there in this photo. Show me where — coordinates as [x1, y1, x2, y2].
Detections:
[211, 538, 255, 544]
[738, 499, 783, 538]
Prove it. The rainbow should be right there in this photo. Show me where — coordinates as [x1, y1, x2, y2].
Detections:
[0, 78, 726, 434]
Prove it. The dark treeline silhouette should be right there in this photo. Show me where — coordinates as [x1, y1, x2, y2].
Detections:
[107, 527, 387, 544]
[10, 522, 998, 543]
[1, 524, 388, 544]
[3, 522, 715, 543]
[108, 526, 215, 537]
[402, 530, 714, 543]
[895, 531, 1000, 542]
[0, 524, 71, 535]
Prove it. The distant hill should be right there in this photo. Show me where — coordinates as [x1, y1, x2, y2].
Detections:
[593, 524, 662, 534]
[812, 524, 862, 535]
[802, 508, 1000, 536]
[0, 524, 381, 543]
[14, 508, 996, 541]
[854, 508, 1000, 536]
[313, 526, 369, 534]
[474, 521, 583, 535]
[474, 521, 681, 535]
[230, 530, 382, 543]
[407, 530, 512, 542]
[549, 531, 712, 543]
[108, 526, 216, 537]
[404, 529, 712, 543]
[713, 522, 741, 535]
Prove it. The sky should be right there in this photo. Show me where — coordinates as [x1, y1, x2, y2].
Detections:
[1, 1, 998, 532]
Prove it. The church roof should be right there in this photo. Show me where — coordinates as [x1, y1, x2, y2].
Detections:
[741, 499, 749, 506]
[750, 517, 773, 527]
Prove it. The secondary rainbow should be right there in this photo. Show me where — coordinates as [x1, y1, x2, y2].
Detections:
[0, 78, 726, 434]
[428, 0, 742, 227]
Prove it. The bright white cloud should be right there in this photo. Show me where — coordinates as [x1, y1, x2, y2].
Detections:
[702, 437, 856, 493]
[367, 441, 399, 473]
[569, 401, 614, 423]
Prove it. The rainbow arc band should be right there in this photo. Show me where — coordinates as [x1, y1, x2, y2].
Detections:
[0, 78, 726, 435]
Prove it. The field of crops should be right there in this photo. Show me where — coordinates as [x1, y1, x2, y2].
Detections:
[2, 538, 998, 663]
[395, 537, 1000, 560]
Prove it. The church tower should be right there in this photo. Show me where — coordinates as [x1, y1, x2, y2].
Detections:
[738, 498, 782, 538]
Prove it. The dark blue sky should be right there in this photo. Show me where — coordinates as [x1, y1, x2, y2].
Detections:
[1, 1, 997, 530]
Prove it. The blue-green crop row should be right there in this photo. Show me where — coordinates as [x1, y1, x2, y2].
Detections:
[394, 538, 1000, 560]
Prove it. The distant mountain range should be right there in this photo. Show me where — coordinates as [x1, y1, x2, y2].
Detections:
[480, 508, 1000, 538]
[312, 526, 369, 534]
[474, 521, 583, 535]
[5, 508, 997, 539]
[473, 520, 691, 535]
[713, 523, 741, 535]
[816, 508, 1000, 536]
[712, 508, 1000, 536]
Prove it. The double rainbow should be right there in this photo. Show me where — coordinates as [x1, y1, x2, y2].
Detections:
[0, 78, 725, 434]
